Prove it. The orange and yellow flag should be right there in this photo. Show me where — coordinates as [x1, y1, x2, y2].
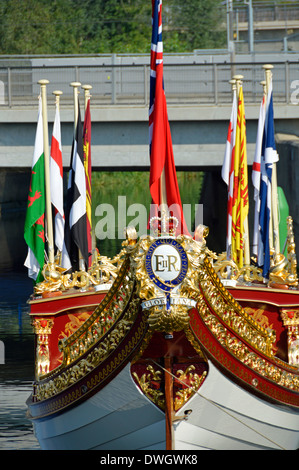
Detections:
[231, 86, 249, 268]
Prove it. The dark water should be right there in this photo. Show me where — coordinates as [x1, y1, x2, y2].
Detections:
[0, 271, 40, 450]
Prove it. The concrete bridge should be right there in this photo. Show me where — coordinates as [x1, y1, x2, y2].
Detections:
[0, 54, 298, 171]
[0, 54, 299, 210]
[1, 53, 299, 272]
[0, 101, 298, 172]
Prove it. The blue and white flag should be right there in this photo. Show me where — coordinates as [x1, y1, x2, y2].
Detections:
[258, 80, 279, 278]
[252, 92, 266, 258]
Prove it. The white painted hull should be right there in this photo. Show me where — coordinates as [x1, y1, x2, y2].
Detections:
[31, 360, 299, 450]
[174, 362, 299, 450]
[32, 364, 166, 450]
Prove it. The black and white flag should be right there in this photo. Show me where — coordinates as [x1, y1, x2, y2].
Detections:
[62, 103, 89, 272]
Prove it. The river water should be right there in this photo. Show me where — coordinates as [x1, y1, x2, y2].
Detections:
[0, 271, 40, 450]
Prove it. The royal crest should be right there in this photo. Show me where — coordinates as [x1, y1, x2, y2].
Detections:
[133, 230, 207, 333]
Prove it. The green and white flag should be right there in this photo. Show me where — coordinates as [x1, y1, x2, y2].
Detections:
[24, 96, 45, 282]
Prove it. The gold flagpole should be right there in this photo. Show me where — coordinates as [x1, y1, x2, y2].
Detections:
[263, 64, 280, 259]
[38, 79, 55, 268]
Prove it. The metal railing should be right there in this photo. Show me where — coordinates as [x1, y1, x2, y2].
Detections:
[235, 2, 299, 23]
[0, 60, 298, 108]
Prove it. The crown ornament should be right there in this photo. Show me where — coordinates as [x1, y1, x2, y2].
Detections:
[149, 205, 179, 237]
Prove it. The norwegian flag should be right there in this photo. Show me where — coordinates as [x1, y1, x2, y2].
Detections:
[149, 0, 188, 236]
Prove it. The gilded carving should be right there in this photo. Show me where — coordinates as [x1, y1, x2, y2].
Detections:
[209, 217, 298, 287]
[34, 290, 142, 402]
[133, 233, 206, 332]
[132, 363, 207, 412]
[32, 223, 299, 408]
[33, 247, 128, 295]
[281, 309, 299, 366]
[32, 318, 54, 379]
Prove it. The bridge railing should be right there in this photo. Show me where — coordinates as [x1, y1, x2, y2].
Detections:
[0, 61, 298, 108]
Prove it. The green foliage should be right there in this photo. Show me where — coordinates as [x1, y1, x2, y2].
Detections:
[0, 0, 226, 55]
[165, 0, 226, 51]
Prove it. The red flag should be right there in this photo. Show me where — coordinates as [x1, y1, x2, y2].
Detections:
[149, 0, 188, 236]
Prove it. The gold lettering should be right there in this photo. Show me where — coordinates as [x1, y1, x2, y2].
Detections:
[154, 255, 167, 272]
[167, 255, 179, 272]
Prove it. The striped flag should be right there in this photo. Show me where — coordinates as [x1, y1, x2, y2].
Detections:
[252, 91, 266, 258]
[50, 100, 64, 253]
[222, 87, 237, 257]
[62, 102, 89, 271]
[83, 99, 92, 267]
[149, 0, 188, 236]
[24, 96, 45, 282]
[231, 86, 249, 268]
[258, 80, 278, 278]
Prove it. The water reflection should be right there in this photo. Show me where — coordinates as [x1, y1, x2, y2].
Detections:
[0, 272, 39, 450]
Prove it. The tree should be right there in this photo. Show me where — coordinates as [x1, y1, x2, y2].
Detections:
[0, 0, 226, 55]
[165, 0, 226, 51]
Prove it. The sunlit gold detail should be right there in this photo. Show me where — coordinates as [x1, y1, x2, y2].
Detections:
[174, 366, 207, 411]
[34, 284, 141, 402]
[132, 363, 206, 411]
[211, 217, 298, 287]
[32, 223, 299, 405]
[132, 365, 165, 409]
[243, 305, 274, 330]
[281, 309, 299, 367]
[199, 257, 276, 356]
[33, 227, 138, 295]
[58, 311, 92, 341]
[195, 284, 299, 389]
[133, 232, 206, 332]
[32, 318, 54, 379]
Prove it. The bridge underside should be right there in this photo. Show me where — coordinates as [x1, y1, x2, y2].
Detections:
[0, 104, 298, 170]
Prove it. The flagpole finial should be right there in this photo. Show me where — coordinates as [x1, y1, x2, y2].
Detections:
[53, 90, 63, 108]
[233, 74, 243, 83]
[260, 80, 266, 95]
[229, 79, 236, 91]
[70, 82, 81, 134]
[263, 64, 273, 71]
[38, 79, 49, 86]
[263, 64, 273, 92]
[233, 75, 243, 96]
[82, 84, 92, 110]
[70, 81, 81, 88]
